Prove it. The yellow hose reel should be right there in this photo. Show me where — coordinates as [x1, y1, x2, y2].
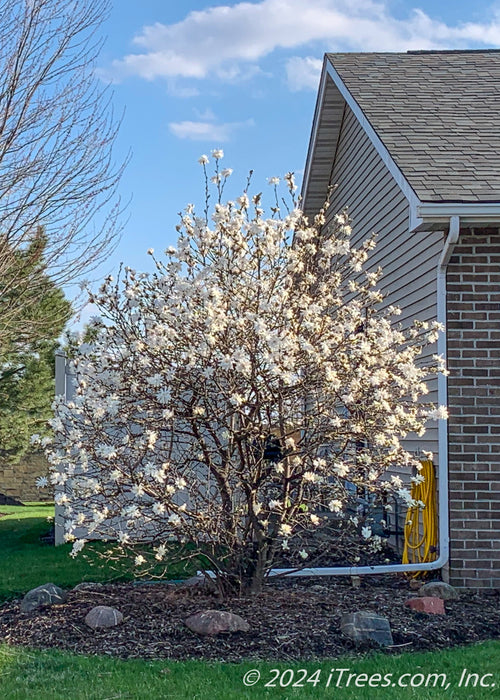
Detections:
[402, 459, 438, 575]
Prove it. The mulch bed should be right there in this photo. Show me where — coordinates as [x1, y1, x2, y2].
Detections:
[0, 577, 499, 661]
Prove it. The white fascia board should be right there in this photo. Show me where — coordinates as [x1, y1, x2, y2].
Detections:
[324, 61, 421, 216]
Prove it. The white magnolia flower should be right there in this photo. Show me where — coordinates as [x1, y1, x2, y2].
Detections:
[135, 554, 146, 566]
[211, 148, 224, 159]
[328, 499, 342, 513]
[333, 462, 350, 477]
[70, 539, 86, 558]
[298, 549, 308, 560]
[156, 389, 171, 404]
[198, 154, 209, 165]
[155, 544, 167, 561]
[427, 406, 449, 420]
[361, 526, 372, 539]
[147, 374, 163, 388]
[35, 476, 48, 489]
[303, 471, 317, 483]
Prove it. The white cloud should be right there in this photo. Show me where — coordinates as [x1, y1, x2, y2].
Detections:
[166, 81, 200, 98]
[169, 118, 254, 141]
[111, 0, 500, 88]
[286, 56, 323, 91]
[194, 107, 217, 121]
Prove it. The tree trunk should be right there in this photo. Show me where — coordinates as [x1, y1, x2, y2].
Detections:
[242, 544, 270, 595]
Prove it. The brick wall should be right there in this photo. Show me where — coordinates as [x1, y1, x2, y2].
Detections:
[0, 452, 52, 503]
[446, 227, 500, 588]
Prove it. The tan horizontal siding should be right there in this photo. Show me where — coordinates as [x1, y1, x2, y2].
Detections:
[319, 97, 443, 465]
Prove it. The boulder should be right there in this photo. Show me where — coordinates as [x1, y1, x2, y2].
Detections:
[73, 582, 105, 592]
[405, 596, 445, 615]
[418, 581, 459, 601]
[85, 605, 123, 629]
[20, 583, 68, 612]
[185, 610, 250, 635]
[340, 611, 393, 646]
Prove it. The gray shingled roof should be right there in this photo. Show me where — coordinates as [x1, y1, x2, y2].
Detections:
[327, 51, 500, 203]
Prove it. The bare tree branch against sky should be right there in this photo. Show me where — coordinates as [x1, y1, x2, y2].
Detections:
[0, 0, 127, 342]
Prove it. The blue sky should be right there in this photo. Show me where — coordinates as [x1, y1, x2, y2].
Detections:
[74, 0, 500, 324]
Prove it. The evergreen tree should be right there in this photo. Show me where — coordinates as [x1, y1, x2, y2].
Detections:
[0, 234, 72, 462]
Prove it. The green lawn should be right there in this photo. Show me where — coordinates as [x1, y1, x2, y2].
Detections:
[0, 503, 195, 600]
[1, 505, 499, 699]
[0, 641, 499, 699]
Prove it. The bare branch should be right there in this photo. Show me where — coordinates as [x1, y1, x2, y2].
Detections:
[0, 0, 128, 343]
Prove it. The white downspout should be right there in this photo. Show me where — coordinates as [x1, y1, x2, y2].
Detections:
[434, 215, 460, 578]
[254, 217, 459, 579]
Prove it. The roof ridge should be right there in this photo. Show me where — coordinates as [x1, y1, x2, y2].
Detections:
[407, 48, 500, 54]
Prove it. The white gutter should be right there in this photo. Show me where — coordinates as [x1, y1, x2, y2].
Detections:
[412, 203, 500, 232]
[418, 202, 500, 219]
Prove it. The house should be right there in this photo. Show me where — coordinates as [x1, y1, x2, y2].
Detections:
[302, 50, 500, 589]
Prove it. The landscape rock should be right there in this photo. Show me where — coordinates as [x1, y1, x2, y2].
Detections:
[185, 610, 250, 635]
[405, 596, 445, 615]
[418, 581, 459, 601]
[20, 583, 68, 612]
[73, 582, 105, 592]
[340, 611, 393, 646]
[85, 605, 123, 629]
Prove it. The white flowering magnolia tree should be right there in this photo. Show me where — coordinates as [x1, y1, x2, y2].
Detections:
[42, 152, 446, 595]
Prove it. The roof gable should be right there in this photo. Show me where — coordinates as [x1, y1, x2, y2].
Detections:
[326, 51, 500, 204]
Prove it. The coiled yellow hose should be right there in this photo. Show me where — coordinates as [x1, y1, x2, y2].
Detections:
[402, 459, 438, 573]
